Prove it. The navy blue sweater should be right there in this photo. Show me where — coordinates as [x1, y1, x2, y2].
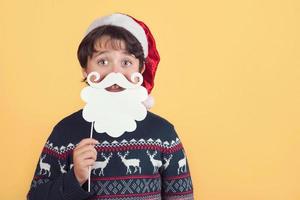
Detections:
[27, 109, 194, 200]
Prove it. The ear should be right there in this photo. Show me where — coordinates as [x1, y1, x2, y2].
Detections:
[82, 68, 87, 78]
[140, 64, 146, 74]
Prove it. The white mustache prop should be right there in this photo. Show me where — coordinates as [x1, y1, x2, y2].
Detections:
[86, 71, 144, 89]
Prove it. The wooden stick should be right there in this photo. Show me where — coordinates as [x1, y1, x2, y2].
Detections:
[88, 121, 94, 192]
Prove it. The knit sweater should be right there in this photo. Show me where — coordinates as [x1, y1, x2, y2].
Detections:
[27, 109, 194, 200]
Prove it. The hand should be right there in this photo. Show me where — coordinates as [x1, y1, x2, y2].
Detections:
[73, 138, 99, 186]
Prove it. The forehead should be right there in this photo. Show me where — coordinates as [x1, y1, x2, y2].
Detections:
[94, 35, 126, 51]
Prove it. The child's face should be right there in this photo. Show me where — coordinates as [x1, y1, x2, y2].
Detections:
[83, 35, 145, 92]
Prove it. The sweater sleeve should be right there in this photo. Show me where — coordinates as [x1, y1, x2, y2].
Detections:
[160, 126, 194, 200]
[26, 125, 94, 200]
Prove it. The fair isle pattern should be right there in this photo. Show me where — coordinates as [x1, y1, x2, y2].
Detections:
[42, 141, 75, 159]
[42, 137, 183, 159]
[95, 138, 182, 154]
[90, 193, 161, 200]
[32, 137, 193, 200]
[163, 173, 193, 195]
[27, 111, 194, 200]
[30, 174, 194, 199]
[91, 174, 161, 199]
[30, 177, 50, 188]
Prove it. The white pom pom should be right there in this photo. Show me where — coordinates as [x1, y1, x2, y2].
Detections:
[142, 95, 155, 110]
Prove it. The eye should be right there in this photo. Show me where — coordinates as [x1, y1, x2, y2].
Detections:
[122, 59, 132, 67]
[97, 59, 108, 66]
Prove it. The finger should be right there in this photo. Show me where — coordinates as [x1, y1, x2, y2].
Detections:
[81, 159, 97, 167]
[74, 144, 95, 155]
[77, 138, 100, 149]
[75, 138, 100, 150]
[77, 150, 97, 161]
[75, 145, 97, 157]
[74, 159, 95, 169]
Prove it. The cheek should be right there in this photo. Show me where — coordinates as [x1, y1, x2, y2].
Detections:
[85, 66, 110, 82]
[127, 62, 140, 73]
[86, 62, 108, 74]
[124, 67, 140, 82]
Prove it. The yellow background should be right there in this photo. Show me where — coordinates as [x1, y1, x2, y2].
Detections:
[1, 0, 300, 199]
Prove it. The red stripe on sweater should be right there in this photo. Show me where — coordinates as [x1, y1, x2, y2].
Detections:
[164, 190, 194, 196]
[91, 173, 160, 181]
[163, 172, 191, 181]
[92, 191, 161, 199]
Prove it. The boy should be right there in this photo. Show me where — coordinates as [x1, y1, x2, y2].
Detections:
[27, 13, 194, 200]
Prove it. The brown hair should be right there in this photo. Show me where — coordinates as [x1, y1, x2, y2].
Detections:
[77, 25, 145, 69]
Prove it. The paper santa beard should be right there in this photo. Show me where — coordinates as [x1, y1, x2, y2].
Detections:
[80, 71, 148, 138]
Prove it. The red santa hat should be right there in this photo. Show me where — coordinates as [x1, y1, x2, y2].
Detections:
[84, 13, 160, 109]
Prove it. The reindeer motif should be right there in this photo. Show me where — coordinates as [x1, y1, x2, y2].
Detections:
[163, 154, 173, 170]
[58, 160, 67, 174]
[146, 150, 162, 173]
[177, 152, 187, 174]
[39, 155, 51, 177]
[117, 151, 141, 174]
[92, 153, 113, 176]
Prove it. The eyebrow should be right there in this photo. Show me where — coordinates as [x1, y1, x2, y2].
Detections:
[93, 50, 135, 58]
[93, 50, 109, 58]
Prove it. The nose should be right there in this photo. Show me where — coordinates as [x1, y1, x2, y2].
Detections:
[111, 64, 122, 73]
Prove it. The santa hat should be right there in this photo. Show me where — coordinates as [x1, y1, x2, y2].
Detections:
[84, 13, 160, 109]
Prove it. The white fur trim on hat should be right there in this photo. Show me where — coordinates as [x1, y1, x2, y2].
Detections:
[85, 13, 148, 58]
[142, 95, 154, 110]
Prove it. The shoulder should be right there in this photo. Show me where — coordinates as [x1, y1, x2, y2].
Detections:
[146, 111, 174, 127]
[47, 109, 88, 145]
[138, 111, 179, 141]
[55, 109, 85, 128]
